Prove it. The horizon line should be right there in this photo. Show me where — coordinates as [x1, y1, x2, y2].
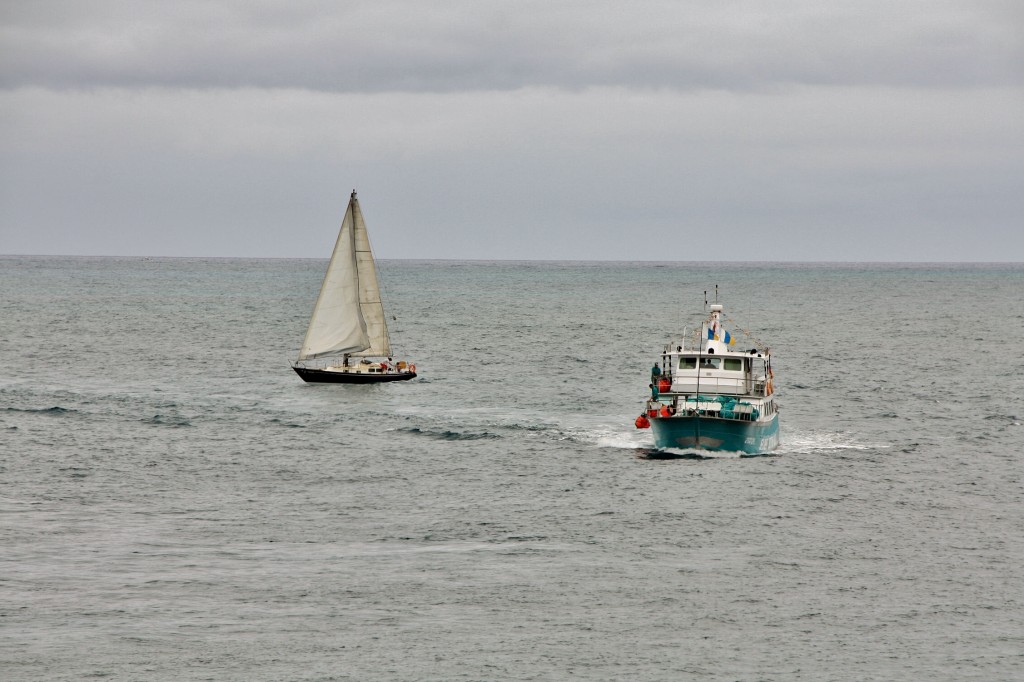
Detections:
[1, 253, 1022, 266]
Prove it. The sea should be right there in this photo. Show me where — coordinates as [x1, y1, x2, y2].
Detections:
[1, 256, 1022, 681]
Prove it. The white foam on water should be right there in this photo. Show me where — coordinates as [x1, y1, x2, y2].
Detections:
[658, 446, 744, 458]
[593, 428, 652, 450]
[551, 414, 655, 450]
[781, 428, 890, 453]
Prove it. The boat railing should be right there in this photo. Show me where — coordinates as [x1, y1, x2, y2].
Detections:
[294, 359, 347, 370]
[650, 395, 761, 422]
[656, 373, 770, 398]
[294, 358, 415, 374]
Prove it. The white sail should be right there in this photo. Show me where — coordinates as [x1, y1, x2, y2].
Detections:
[297, 191, 391, 361]
[350, 196, 392, 357]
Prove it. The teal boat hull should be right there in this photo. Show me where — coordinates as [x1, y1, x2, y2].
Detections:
[650, 414, 780, 454]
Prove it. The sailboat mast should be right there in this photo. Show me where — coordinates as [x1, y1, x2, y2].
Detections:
[350, 191, 392, 358]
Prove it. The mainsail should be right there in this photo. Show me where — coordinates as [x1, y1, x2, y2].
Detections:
[297, 192, 392, 361]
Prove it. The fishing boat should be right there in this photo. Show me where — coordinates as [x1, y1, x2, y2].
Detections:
[292, 190, 417, 383]
[635, 298, 779, 454]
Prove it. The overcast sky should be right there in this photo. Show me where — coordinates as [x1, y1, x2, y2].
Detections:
[1, 0, 1022, 260]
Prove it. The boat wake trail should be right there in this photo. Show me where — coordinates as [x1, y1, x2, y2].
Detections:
[781, 429, 889, 453]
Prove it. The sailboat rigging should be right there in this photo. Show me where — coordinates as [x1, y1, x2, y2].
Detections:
[292, 190, 417, 383]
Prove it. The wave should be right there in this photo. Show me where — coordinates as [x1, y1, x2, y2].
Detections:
[401, 411, 653, 451]
[267, 417, 306, 428]
[3, 405, 77, 415]
[983, 414, 1020, 423]
[140, 414, 193, 427]
[603, 427, 888, 457]
[397, 426, 501, 441]
[394, 409, 872, 460]
[636, 447, 745, 460]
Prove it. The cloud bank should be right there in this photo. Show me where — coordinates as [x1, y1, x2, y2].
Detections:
[1, 1, 1022, 259]
[4, 1, 1022, 92]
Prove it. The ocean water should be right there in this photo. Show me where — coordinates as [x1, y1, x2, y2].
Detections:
[1, 256, 1022, 681]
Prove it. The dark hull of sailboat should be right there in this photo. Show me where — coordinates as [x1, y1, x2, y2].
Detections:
[293, 366, 417, 384]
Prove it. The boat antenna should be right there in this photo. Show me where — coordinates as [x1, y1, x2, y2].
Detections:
[694, 302, 708, 451]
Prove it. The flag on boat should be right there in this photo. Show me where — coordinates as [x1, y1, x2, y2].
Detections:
[707, 320, 735, 344]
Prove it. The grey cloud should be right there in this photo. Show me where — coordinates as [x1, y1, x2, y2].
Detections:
[1, 0, 1021, 92]
[2, 1, 1021, 262]
[2, 85, 1020, 260]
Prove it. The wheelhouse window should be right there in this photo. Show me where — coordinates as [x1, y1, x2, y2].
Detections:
[723, 358, 743, 371]
[679, 357, 697, 370]
[700, 357, 721, 369]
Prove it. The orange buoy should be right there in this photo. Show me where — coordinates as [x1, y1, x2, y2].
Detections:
[660, 405, 671, 417]
[635, 414, 650, 429]
[658, 378, 671, 393]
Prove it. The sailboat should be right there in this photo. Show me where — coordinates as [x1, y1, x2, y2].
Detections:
[292, 190, 417, 383]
